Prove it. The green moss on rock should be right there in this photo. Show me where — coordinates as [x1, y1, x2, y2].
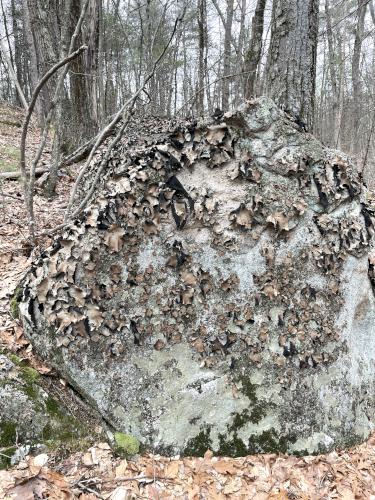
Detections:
[20, 366, 40, 384]
[0, 421, 17, 447]
[1, 359, 97, 468]
[45, 396, 60, 416]
[8, 353, 23, 366]
[42, 395, 92, 453]
[114, 432, 140, 456]
[0, 446, 16, 470]
[9, 288, 22, 319]
[184, 427, 212, 456]
[19, 366, 40, 400]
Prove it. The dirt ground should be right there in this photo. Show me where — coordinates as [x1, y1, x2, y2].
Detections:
[1, 102, 375, 499]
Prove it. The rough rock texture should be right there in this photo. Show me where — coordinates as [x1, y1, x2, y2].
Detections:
[0, 354, 89, 469]
[19, 98, 375, 456]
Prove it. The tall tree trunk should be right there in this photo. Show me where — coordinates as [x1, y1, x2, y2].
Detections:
[197, 0, 207, 114]
[97, 0, 105, 125]
[26, 0, 59, 120]
[234, 0, 246, 106]
[11, 0, 28, 100]
[22, 0, 40, 113]
[266, 0, 319, 130]
[221, 0, 234, 110]
[244, 0, 267, 99]
[325, 0, 339, 144]
[351, 0, 367, 157]
[69, 0, 100, 146]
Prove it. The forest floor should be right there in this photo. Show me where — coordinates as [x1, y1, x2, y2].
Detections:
[1, 102, 375, 499]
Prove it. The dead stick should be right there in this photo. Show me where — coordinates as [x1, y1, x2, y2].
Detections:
[0, 168, 48, 180]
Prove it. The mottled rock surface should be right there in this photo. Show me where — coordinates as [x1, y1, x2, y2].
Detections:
[19, 98, 375, 456]
[0, 354, 89, 469]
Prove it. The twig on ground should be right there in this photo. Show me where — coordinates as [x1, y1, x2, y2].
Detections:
[0, 168, 48, 180]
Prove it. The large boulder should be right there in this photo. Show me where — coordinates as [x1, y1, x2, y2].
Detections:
[19, 98, 375, 456]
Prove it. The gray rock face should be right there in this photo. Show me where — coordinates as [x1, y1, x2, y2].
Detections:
[20, 98, 375, 456]
[0, 354, 88, 468]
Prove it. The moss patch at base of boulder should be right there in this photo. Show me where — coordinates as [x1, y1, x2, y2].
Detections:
[0, 354, 98, 469]
[114, 432, 140, 457]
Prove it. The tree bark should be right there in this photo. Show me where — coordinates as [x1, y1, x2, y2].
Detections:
[197, 0, 207, 114]
[266, 0, 319, 130]
[22, 0, 40, 114]
[69, 0, 100, 146]
[26, 0, 59, 119]
[244, 0, 267, 99]
[351, 0, 367, 157]
[221, 0, 234, 110]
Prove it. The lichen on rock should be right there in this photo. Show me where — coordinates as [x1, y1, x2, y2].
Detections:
[0, 354, 93, 469]
[19, 97, 375, 456]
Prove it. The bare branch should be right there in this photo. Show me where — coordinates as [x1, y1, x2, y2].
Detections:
[19, 45, 87, 243]
[177, 70, 253, 114]
[19, 45, 88, 194]
[65, 9, 185, 221]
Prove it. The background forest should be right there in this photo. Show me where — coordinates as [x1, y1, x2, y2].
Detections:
[0, 0, 374, 188]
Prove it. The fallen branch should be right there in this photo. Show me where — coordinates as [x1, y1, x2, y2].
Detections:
[0, 192, 22, 200]
[74, 475, 175, 485]
[58, 127, 115, 167]
[0, 168, 48, 180]
[71, 111, 135, 219]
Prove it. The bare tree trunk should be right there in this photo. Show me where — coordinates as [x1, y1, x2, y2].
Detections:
[97, 0, 105, 125]
[244, 0, 267, 99]
[235, 0, 246, 106]
[351, 0, 367, 157]
[0, 38, 28, 109]
[334, 31, 345, 149]
[221, 0, 234, 110]
[22, 0, 40, 114]
[26, 0, 59, 120]
[266, 0, 319, 130]
[197, 0, 207, 114]
[325, 0, 339, 143]
[69, 0, 100, 145]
